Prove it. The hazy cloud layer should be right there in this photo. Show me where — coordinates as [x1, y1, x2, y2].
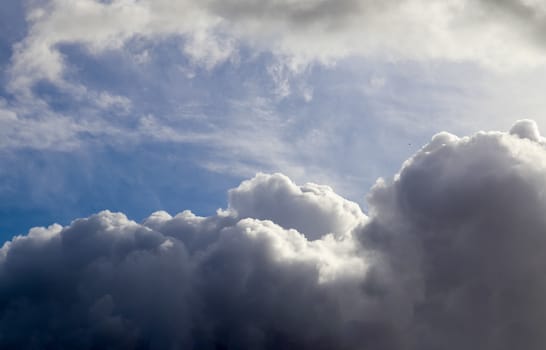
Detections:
[3, 120, 546, 348]
[10, 0, 546, 93]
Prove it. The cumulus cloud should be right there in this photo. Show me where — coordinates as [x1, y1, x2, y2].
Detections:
[9, 0, 546, 93]
[227, 172, 367, 239]
[0, 174, 373, 349]
[5, 120, 546, 348]
[509, 118, 543, 142]
[366, 119, 546, 349]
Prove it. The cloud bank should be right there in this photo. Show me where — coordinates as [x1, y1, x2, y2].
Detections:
[3, 120, 546, 348]
[10, 0, 546, 94]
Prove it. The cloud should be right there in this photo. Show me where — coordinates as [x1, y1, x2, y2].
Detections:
[9, 0, 546, 94]
[4, 120, 546, 348]
[365, 119, 546, 348]
[0, 174, 373, 349]
[227, 172, 366, 239]
[508, 118, 543, 142]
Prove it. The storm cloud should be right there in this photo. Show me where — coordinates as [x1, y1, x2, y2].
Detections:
[3, 120, 546, 349]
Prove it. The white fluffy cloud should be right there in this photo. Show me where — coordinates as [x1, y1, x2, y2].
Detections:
[9, 0, 546, 93]
[227, 172, 367, 239]
[4, 120, 546, 348]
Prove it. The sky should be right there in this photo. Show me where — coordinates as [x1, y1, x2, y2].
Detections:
[5, 0, 546, 238]
[4, 0, 546, 348]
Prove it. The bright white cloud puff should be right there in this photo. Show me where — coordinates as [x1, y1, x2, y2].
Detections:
[3, 120, 546, 349]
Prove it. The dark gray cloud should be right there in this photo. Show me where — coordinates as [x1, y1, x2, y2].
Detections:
[366, 119, 546, 349]
[205, 0, 374, 29]
[3, 120, 546, 348]
[472, 0, 546, 48]
[477, 0, 545, 24]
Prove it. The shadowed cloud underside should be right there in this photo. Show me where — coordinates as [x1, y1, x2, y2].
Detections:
[1, 121, 546, 349]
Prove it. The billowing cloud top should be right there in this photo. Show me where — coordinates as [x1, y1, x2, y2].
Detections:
[3, 120, 546, 348]
[227, 172, 366, 239]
